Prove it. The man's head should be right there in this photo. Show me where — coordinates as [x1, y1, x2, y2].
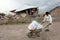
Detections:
[45, 12, 50, 16]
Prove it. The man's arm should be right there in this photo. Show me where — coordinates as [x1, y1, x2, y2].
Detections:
[49, 15, 52, 25]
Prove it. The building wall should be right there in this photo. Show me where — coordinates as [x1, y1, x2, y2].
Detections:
[50, 7, 60, 21]
[50, 7, 60, 17]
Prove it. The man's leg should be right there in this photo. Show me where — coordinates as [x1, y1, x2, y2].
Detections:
[45, 24, 52, 31]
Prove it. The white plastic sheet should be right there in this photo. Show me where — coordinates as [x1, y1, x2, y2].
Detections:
[28, 20, 43, 30]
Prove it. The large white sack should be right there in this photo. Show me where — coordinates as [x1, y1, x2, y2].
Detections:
[28, 20, 43, 30]
[37, 23, 43, 29]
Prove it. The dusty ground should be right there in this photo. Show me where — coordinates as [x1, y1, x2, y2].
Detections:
[0, 22, 60, 40]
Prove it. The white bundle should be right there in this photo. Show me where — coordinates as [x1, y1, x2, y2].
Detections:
[28, 20, 43, 30]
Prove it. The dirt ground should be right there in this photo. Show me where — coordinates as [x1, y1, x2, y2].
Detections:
[0, 22, 60, 40]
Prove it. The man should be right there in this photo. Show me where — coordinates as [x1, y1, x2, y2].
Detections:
[43, 12, 52, 31]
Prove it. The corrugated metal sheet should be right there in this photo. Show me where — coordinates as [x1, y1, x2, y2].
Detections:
[15, 5, 38, 12]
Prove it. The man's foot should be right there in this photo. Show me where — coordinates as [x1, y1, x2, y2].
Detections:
[45, 29, 49, 31]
